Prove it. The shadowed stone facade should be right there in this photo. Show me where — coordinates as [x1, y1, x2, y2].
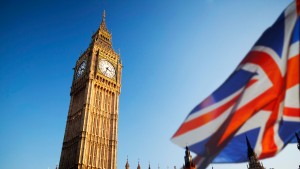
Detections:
[59, 11, 123, 169]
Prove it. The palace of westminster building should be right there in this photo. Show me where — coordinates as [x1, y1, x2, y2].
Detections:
[57, 11, 266, 169]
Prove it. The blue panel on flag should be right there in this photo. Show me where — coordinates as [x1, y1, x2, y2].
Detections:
[189, 136, 212, 156]
[212, 69, 254, 103]
[254, 12, 285, 58]
[212, 128, 260, 163]
[279, 121, 300, 144]
[291, 16, 300, 44]
[189, 69, 254, 115]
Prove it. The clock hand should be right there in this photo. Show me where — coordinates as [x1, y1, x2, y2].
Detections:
[106, 67, 111, 73]
[107, 67, 113, 72]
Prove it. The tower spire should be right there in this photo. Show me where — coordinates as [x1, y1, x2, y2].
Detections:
[125, 156, 130, 169]
[137, 159, 141, 169]
[99, 10, 109, 33]
[246, 135, 251, 148]
[245, 134, 254, 160]
[245, 135, 264, 169]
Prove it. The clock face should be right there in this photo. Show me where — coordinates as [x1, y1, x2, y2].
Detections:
[76, 61, 86, 79]
[99, 60, 115, 78]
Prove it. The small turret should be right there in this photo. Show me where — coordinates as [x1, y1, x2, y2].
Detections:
[183, 146, 195, 169]
[125, 156, 130, 169]
[137, 159, 141, 169]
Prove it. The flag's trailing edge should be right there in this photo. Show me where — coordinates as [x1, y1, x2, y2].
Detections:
[171, 1, 300, 168]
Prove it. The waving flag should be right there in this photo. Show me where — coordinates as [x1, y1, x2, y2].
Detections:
[171, 1, 300, 168]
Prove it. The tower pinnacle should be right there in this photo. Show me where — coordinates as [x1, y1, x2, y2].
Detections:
[183, 146, 195, 169]
[245, 135, 264, 169]
[246, 135, 254, 159]
[99, 10, 109, 33]
[137, 159, 141, 169]
[125, 156, 130, 169]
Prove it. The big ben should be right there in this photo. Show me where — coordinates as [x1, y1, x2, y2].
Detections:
[59, 11, 122, 169]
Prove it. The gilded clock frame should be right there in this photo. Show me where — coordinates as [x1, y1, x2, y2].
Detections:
[97, 55, 117, 81]
[74, 54, 88, 82]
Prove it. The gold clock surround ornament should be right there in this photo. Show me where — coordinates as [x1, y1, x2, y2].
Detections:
[76, 60, 87, 79]
[99, 60, 116, 78]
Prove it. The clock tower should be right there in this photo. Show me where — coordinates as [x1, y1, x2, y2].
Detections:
[59, 11, 122, 169]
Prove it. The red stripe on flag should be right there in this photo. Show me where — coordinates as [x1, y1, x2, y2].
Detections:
[259, 98, 282, 159]
[296, 0, 300, 16]
[172, 93, 241, 138]
[217, 88, 276, 146]
[217, 51, 284, 145]
[240, 51, 284, 91]
[284, 107, 300, 117]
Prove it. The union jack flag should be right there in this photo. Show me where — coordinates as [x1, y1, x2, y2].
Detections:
[171, 1, 300, 168]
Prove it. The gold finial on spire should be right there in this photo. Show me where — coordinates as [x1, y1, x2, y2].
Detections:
[103, 10, 106, 19]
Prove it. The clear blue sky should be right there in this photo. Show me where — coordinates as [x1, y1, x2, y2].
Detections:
[0, 0, 298, 169]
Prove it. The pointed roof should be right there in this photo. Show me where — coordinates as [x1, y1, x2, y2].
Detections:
[137, 159, 141, 169]
[99, 10, 109, 33]
[245, 135, 264, 169]
[295, 132, 300, 144]
[126, 156, 130, 168]
[295, 132, 300, 150]
[246, 135, 254, 160]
